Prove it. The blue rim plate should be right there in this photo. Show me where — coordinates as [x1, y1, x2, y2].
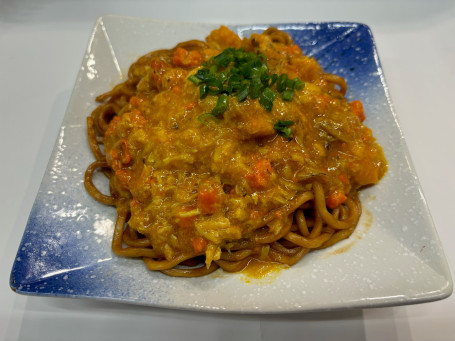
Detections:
[10, 16, 452, 313]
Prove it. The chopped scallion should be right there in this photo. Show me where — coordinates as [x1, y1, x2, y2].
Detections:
[259, 88, 277, 111]
[188, 75, 202, 85]
[211, 94, 229, 117]
[269, 74, 278, 87]
[214, 49, 234, 68]
[199, 84, 208, 99]
[195, 68, 215, 82]
[294, 78, 305, 90]
[237, 84, 249, 102]
[249, 78, 262, 99]
[274, 120, 295, 139]
[285, 78, 296, 90]
[276, 74, 288, 92]
[281, 89, 294, 101]
[188, 46, 305, 124]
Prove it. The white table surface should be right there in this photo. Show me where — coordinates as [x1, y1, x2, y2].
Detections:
[1, 1, 454, 340]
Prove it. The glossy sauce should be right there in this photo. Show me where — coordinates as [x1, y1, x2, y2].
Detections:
[240, 258, 287, 283]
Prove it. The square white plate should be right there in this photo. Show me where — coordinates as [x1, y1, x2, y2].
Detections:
[10, 15, 452, 313]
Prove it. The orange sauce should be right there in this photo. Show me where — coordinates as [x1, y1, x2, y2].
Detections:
[240, 258, 287, 284]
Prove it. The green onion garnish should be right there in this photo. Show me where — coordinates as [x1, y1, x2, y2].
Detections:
[294, 78, 305, 90]
[281, 89, 294, 101]
[199, 84, 208, 99]
[188, 47, 304, 123]
[259, 88, 277, 111]
[237, 84, 249, 102]
[211, 94, 229, 117]
[269, 74, 278, 87]
[188, 75, 202, 85]
[249, 78, 263, 99]
[274, 120, 295, 139]
[276, 74, 288, 93]
[213, 48, 234, 68]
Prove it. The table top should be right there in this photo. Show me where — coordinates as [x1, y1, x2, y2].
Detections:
[1, 1, 454, 340]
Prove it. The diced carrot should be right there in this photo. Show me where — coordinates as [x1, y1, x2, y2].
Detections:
[129, 96, 144, 107]
[326, 190, 348, 209]
[350, 100, 366, 122]
[338, 173, 349, 184]
[186, 102, 196, 111]
[172, 85, 182, 95]
[192, 237, 208, 253]
[149, 59, 169, 82]
[175, 207, 197, 229]
[176, 216, 196, 229]
[197, 187, 221, 215]
[249, 209, 262, 221]
[245, 159, 272, 189]
[124, 110, 147, 127]
[104, 116, 121, 139]
[173, 47, 202, 67]
[283, 44, 301, 55]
